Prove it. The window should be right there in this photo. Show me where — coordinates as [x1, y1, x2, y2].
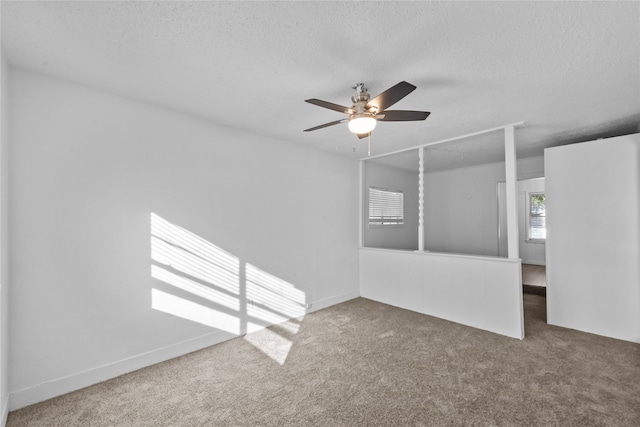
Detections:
[528, 193, 546, 241]
[369, 186, 404, 225]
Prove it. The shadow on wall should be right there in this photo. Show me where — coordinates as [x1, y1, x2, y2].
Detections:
[150, 213, 306, 365]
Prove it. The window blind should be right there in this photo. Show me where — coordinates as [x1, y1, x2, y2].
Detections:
[529, 193, 546, 239]
[369, 186, 404, 225]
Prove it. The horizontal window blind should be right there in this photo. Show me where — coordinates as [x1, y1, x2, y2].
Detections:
[530, 216, 546, 239]
[369, 186, 404, 225]
[529, 193, 546, 239]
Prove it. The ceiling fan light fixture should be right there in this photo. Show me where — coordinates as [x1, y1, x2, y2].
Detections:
[304, 81, 428, 137]
[348, 115, 377, 134]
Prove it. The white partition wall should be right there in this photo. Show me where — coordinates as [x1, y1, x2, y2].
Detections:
[360, 249, 524, 339]
[359, 123, 526, 340]
[545, 134, 640, 343]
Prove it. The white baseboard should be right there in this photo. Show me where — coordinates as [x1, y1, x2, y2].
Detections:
[307, 289, 360, 313]
[9, 289, 360, 412]
[522, 260, 546, 266]
[1, 395, 8, 427]
[9, 329, 236, 411]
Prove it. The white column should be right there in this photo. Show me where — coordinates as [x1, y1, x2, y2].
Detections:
[418, 147, 425, 251]
[504, 126, 519, 260]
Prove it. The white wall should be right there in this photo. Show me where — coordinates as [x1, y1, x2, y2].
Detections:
[424, 157, 544, 257]
[363, 162, 418, 250]
[546, 134, 640, 343]
[0, 50, 10, 426]
[8, 69, 360, 409]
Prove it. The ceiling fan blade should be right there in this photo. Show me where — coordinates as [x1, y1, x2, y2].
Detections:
[376, 110, 430, 122]
[305, 98, 354, 115]
[366, 81, 416, 112]
[357, 132, 370, 140]
[303, 118, 348, 132]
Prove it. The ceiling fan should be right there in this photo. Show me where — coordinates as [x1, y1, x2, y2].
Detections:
[304, 81, 430, 138]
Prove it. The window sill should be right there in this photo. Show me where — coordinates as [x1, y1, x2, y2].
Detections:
[525, 239, 546, 244]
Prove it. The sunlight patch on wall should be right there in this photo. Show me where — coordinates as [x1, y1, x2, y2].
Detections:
[150, 213, 308, 365]
[151, 265, 239, 311]
[151, 289, 241, 335]
[246, 263, 306, 333]
[151, 216, 239, 296]
[150, 213, 241, 334]
[151, 213, 239, 275]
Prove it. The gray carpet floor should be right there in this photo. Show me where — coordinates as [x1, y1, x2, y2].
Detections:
[7, 295, 640, 426]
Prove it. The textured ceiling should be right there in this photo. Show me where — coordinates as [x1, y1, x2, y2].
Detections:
[2, 1, 639, 168]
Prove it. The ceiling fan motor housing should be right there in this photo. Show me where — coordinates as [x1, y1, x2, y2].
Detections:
[351, 83, 375, 118]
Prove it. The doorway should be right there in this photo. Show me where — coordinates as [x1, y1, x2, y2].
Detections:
[522, 263, 546, 296]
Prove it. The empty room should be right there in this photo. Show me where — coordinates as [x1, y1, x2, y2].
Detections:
[0, 1, 639, 426]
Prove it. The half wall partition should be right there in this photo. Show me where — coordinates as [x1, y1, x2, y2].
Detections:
[359, 123, 526, 339]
